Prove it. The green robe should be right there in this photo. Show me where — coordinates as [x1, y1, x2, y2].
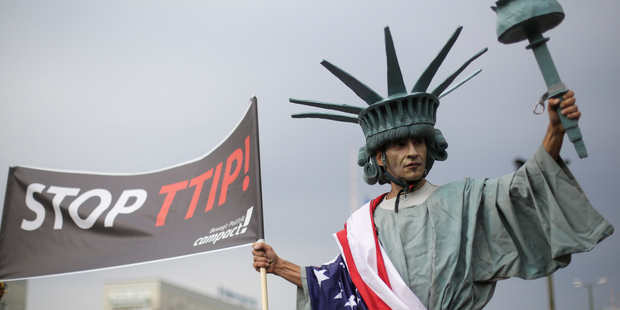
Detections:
[298, 146, 613, 309]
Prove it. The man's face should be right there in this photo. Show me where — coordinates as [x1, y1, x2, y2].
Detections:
[377, 137, 427, 182]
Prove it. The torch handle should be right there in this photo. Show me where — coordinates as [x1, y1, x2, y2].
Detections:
[527, 31, 588, 158]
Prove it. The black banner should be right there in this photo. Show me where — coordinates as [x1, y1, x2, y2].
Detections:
[0, 98, 263, 280]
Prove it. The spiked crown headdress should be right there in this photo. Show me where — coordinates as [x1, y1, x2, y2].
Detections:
[290, 26, 487, 185]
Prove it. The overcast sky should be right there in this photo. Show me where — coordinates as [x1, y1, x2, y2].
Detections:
[1, 1, 619, 309]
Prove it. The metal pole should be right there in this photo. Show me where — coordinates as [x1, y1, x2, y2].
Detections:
[588, 284, 595, 310]
[547, 275, 556, 310]
[574, 277, 606, 310]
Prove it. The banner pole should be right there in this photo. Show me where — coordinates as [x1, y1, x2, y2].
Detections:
[261, 267, 268, 309]
[252, 96, 268, 310]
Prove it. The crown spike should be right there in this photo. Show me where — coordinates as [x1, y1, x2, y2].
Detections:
[412, 26, 463, 93]
[438, 69, 483, 99]
[385, 27, 407, 97]
[289, 98, 364, 115]
[431, 47, 488, 97]
[292, 112, 359, 124]
[321, 60, 384, 105]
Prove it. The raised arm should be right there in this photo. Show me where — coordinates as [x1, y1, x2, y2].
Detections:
[543, 90, 581, 160]
[252, 242, 303, 288]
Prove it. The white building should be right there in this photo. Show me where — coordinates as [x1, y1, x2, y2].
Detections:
[0, 280, 27, 310]
[104, 279, 250, 310]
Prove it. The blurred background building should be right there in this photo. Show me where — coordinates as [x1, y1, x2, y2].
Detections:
[604, 290, 620, 310]
[0, 280, 27, 310]
[103, 278, 251, 310]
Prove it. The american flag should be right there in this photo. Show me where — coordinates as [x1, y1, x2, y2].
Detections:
[306, 254, 368, 310]
[305, 196, 427, 310]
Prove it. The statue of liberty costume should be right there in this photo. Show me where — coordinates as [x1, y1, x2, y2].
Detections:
[289, 26, 613, 310]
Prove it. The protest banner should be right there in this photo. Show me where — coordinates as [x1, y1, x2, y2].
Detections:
[0, 98, 264, 280]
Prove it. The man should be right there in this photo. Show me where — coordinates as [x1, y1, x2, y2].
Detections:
[252, 27, 613, 309]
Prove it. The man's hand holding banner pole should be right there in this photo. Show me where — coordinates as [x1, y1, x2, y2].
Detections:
[1, 97, 267, 306]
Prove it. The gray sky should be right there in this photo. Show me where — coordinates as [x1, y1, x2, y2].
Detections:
[1, 1, 619, 309]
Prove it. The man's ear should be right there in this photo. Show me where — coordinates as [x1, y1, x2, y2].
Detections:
[375, 151, 384, 166]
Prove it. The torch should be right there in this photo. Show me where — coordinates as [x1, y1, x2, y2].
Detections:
[492, 0, 587, 158]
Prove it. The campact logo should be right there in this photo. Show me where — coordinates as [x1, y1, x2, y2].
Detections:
[193, 206, 254, 246]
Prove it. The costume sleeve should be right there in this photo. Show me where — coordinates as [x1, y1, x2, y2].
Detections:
[296, 268, 312, 310]
[472, 145, 613, 282]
